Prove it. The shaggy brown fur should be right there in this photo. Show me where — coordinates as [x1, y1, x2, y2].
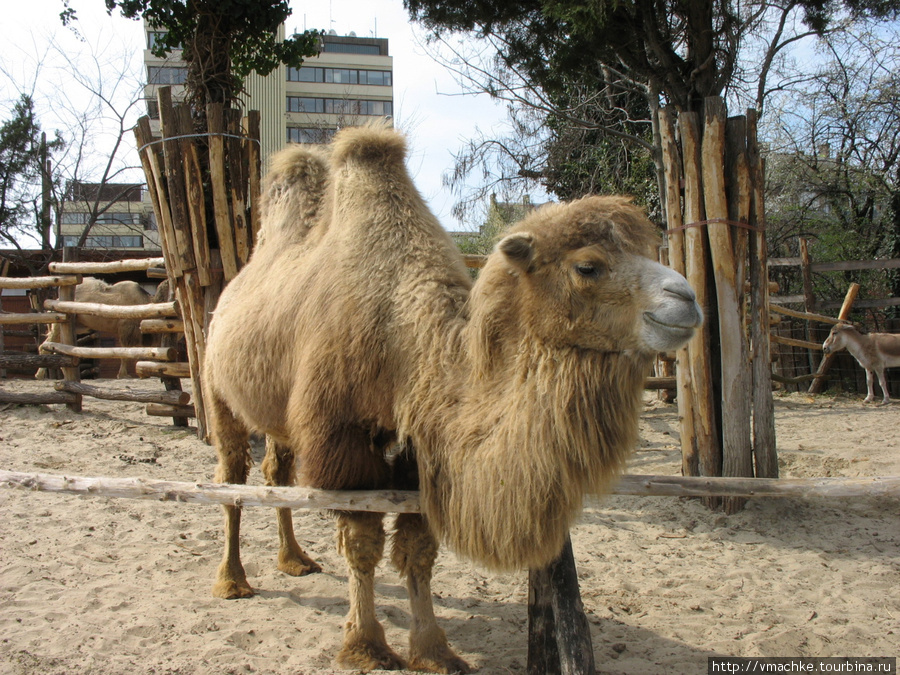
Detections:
[36, 277, 154, 379]
[204, 122, 702, 671]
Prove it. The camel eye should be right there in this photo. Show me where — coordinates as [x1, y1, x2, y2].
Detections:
[575, 262, 604, 279]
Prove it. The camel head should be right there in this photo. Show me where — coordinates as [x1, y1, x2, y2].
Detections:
[473, 195, 702, 363]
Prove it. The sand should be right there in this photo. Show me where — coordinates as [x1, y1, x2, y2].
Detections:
[1, 379, 898, 674]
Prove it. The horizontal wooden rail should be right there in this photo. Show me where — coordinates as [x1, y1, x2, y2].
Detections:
[768, 305, 843, 325]
[136, 360, 191, 378]
[768, 257, 900, 272]
[44, 299, 178, 320]
[771, 334, 823, 351]
[1, 471, 898, 513]
[140, 318, 185, 334]
[42, 341, 177, 362]
[0, 354, 79, 369]
[54, 381, 190, 406]
[0, 390, 78, 405]
[0, 275, 79, 290]
[146, 403, 195, 418]
[0, 312, 69, 326]
[49, 258, 166, 274]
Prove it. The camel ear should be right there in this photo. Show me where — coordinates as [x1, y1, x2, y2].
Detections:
[498, 232, 534, 272]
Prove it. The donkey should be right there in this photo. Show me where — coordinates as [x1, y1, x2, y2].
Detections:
[822, 323, 900, 404]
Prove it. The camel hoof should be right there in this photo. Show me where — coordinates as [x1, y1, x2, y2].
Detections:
[278, 557, 322, 577]
[336, 640, 407, 671]
[212, 579, 255, 599]
[408, 652, 471, 674]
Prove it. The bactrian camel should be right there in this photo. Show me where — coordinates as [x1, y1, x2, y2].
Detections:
[36, 277, 154, 379]
[204, 123, 703, 672]
[823, 323, 900, 404]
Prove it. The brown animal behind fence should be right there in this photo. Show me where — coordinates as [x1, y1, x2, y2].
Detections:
[35, 277, 157, 380]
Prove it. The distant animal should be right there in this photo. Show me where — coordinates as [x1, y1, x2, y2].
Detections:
[204, 123, 703, 672]
[823, 323, 900, 404]
[36, 277, 154, 379]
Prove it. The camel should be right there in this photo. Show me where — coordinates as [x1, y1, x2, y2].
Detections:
[823, 323, 900, 404]
[204, 123, 703, 672]
[36, 277, 154, 379]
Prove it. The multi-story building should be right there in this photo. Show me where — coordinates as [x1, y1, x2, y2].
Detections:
[143, 26, 393, 166]
[56, 181, 160, 252]
[57, 27, 393, 254]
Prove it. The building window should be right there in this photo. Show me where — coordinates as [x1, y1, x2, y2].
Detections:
[287, 67, 391, 87]
[59, 235, 144, 248]
[287, 127, 337, 144]
[287, 97, 325, 113]
[288, 97, 392, 117]
[148, 66, 187, 86]
[60, 212, 90, 225]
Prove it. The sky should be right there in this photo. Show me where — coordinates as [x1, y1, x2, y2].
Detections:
[0, 0, 512, 233]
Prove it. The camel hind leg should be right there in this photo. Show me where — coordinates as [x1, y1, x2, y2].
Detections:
[260, 436, 322, 576]
[208, 391, 254, 599]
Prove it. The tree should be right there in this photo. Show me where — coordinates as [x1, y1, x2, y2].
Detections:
[62, 0, 321, 114]
[0, 95, 64, 253]
[406, 0, 900, 218]
[763, 22, 900, 316]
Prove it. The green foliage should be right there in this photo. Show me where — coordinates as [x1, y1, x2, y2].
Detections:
[61, 0, 321, 109]
[0, 95, 64, 247]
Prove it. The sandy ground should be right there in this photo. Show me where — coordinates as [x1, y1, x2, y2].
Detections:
[0, 379, 898, 674]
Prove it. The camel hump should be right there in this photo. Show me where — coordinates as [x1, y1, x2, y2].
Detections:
[259, 144, 330, 244]
[331, 121, 406, 169]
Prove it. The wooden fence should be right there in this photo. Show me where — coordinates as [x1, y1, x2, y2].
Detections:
[0, 259, 189, 421]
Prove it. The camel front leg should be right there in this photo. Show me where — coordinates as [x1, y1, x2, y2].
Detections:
[392, 513, 470, 673]
[336, 511, 406, 671]
[261, 436, 322, 576]
[209, 393, 254, 599]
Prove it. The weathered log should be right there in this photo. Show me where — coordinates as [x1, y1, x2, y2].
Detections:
[157, 87, 196, 274]
[703, 97, 753, 513]
[227, 108, 252, 265]
[768, 304, 844, 325]
[135, 117, 181, 279]
[42, 341, 176, 362]
[48, 259, 165, 275]
[53, 381, 190, 406]
[2, 471, 900, 511]
[0, 390, 78, 405]
[0, 275, 79, 290]
[57, 283, 82, 412]
[747, 109, 777, 479]
[140, 318, 185, 334]
[771, 334, 823, 351]
[0, 312, 69, 325]
[679, 111, 720, 487]
[136, 360, 191, 378]
[145, 403, 195, 418]
[659, 106, 698, 476]
[644, 377, 676, 390]
[528, 537, 596, 675]
[176, 103, 212, 287]
[244, 110, 262, 244]
[207, 103, 240, 281]
[0, 354, 78, 369]
[44, 299, 178, 320]
[146, 267, 169, 279]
